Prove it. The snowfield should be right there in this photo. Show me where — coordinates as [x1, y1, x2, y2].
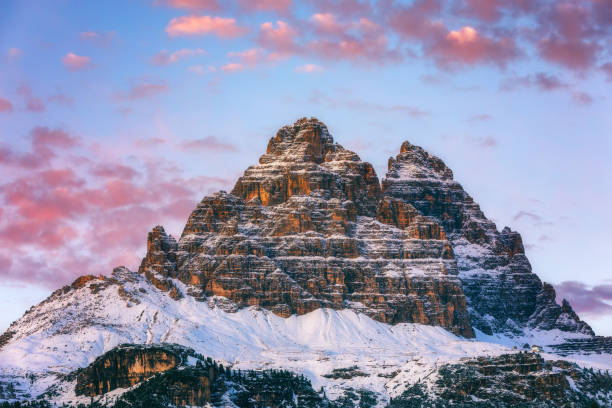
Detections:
[0, 267, 610, 406]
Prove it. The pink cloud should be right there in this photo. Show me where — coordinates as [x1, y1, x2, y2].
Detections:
[555, 281, 612, 318]
[601, 62, 612, 81]
[26, 97, 45, 112]
[311, 13, 344, 35]
[221, 62, 245, 72]
[0, 254, 11, 272]
[1, 219, 79, 250]
[310, 90, 429, 117]
[0, 129, 235, 289]
[308, 35, 398, 62]
[534, 2, 608, 71]
[115, 81, 169, 100]
[80, 31, 115, 47]
[134, 137, 167, 148]
[428, 26, 520, 69]
[151, 48, 206, 66]
[500, 72, 593, 106]
[157, 0, 220, 11]
[227, 48, 264, 67]
[7, 47, 22, 58]
[305, 13, 399, 62]
[533, 72, 568, 91]
[295, 64, 323, 73]
[538, 36, 599, 71]
[258, 20, 299, 55]
[237, 0, 292, 13]
[306, 0, 373, 18]
[571, 91, 593, 106]
[179, 136, 238, 152]
[467, 113, 492, 122]
[0, 98, 13, 113]
[31, 127, 79, 149]
[17, 84, 46, 113]
[454, 0, 504, 22]
[188, 64, 216, 75]
[389, 0, 445, 40]
[48, 93, 74, 107]
[91, 163, 140, 180]
[166, 15, 247, 38]
[62, 52, 92, 71]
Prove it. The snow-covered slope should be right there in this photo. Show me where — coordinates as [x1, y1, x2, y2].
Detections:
[0, 267, 608, 405]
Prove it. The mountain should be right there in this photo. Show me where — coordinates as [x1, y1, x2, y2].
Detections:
[382, 141, 594, 336]
[0, 118, 610, 407]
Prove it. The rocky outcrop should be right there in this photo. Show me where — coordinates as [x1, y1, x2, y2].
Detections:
[139, 226, 182, 300]
[382, 141, 592, 336]
[140, 118, 473, 337]
[231, 117, 381, 216]
[72, 344, 332, 408]
[75, 345, 180, 396]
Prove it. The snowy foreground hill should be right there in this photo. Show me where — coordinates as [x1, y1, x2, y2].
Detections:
[1, 118, 611, 407]
[0, 268, 610, 407]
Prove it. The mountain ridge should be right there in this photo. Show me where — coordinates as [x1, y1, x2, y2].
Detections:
[0, 117, 609, 407]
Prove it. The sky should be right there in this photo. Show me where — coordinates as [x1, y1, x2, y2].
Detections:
[0, 0, 611, 335]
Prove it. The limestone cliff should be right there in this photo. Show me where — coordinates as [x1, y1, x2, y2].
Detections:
[381, 141, 593, 335]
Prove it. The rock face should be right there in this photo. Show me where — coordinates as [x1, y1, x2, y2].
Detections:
[139, 118, 473, 337]
[137, 117, 591, 339]
[381, 141, 593, 336]
[231, 117, 381, 216]
[74, 345, 221, 406]
[70, 344, 334, 408]
[75, 345, 180, 396]
[390, 352, 612, 407]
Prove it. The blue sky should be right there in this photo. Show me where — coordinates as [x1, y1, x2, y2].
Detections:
[0, 0, 611, 334]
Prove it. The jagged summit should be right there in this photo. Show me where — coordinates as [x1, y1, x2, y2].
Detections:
[261, 117, 335, 164]
[386, 141, 454, 181]
[231, 117, 381, 216]
[382, 140, 593, 336]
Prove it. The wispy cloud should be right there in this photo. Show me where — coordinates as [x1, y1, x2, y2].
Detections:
[179, 136, 238, 152]
[0, 98, 13, 113]
[166, 16, 247, 38]
[310, 90, 430, 118]
[150, 48, 205, 66]
[115, 80, 169, 101]
[555, 281, 612, 317]
[62, 52, 92, 71]
[467, 114, 492, 123]
[295, 64, 323, 73]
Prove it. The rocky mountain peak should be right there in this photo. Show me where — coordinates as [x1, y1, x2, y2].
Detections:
[382, 140, 591, 336]
[231, 118, 381, 216]
[263, 117, 334, 164]
[386, 141, 454, 181]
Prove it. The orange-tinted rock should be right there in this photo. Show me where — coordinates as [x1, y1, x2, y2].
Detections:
[71, 275, 100, 289]
[139, 119, 474, 338]
[231, 118, 381, 217]
[75, 346, 179, 396]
